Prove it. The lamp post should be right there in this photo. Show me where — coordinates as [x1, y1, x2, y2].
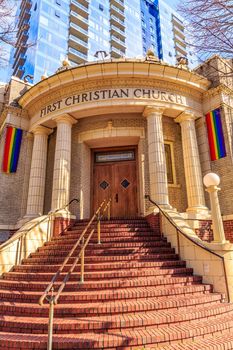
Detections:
[203, 173, 227, 244]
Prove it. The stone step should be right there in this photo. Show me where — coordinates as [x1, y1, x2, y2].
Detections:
[42, 241, 170, 250]
[0, 284, 213, 303]
[22, 253, 180, 265]
[0, 275, 203, 292]
[16, 259, 184, 273]
[1, 216, 232, 350]
[3, 267, 194, 282]
[0, 301, 231, 334]
[31, 247, 175, 257]
[0, 293, 222, 318]
[48, 235, 165, 245]
[55, 231, 160, 241]
[0, 315, 233, 349]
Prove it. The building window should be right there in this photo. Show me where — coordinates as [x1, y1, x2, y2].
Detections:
[99, 4, 104, 11]
[150, 26, 154, 33]
[56, 0, 61, 5]
[149, 17, 153, 24]
[34, 3, 37, 11]
[55, 10, 60, 17]
[164, 143, 176, 184]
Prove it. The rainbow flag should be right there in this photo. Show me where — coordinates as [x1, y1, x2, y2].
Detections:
[2, 126, 23, 173]
[206, 108, 226, 161]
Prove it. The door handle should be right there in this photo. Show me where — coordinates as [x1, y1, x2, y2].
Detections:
[115, 193, 118, 203]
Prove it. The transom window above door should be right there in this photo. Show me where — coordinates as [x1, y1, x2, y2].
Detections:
[95, 150, 135, 163]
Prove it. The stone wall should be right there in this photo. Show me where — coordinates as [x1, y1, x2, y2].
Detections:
[0, 126, 32, 226]
[195, 56, 233, 89]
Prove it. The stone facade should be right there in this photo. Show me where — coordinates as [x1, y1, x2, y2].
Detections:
[0, 57, 232, 234]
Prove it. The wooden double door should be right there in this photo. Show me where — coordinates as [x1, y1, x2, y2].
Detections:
[93, 159, 138, 217]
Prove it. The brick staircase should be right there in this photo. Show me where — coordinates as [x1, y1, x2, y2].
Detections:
[0, 218, 233, 349]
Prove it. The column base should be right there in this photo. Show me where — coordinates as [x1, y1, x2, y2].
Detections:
[186, 205, 209, 215]
[211, 240, 230, 244]
[51, 209, 76, 220]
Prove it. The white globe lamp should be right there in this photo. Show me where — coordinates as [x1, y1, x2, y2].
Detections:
[203, 173, 227, 243]
[203, 173, 220, 188]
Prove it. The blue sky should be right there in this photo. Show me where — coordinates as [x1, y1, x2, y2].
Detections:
[168, 0, 180, 10]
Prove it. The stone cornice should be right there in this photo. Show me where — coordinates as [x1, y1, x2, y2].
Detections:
[143, 106, 166, 118]
[20, 78, 204, 118]
[203, 84, 233, 98]
[18, 60, 210, 111]
[52, 114, 77, 125]
[0, 105, 28, 130]
[31, 125, 53, 135]
[175, 111, 196, 123]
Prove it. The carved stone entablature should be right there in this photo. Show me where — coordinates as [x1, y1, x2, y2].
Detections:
[25, 78, 204, 119]
[0, 105, 29, 129]
[204, 84, 233, 98]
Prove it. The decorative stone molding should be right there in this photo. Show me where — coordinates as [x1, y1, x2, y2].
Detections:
[78, 125, 145, 144]
[143, 106, 166, 118]
[19, 60, 209, 118]
[175, 110, 197, 123]
[52, 113, 77, 126]
[31, 125, 53, 135]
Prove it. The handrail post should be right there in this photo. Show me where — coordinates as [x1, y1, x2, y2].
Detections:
[107, 202, 111, 221]
[80, 237, 85, 283]
[47, 289, 55, 350]
[97, 214, 101, 244]
[176, 229, 180, 256]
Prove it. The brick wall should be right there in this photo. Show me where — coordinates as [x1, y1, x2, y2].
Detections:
[195, 219, 233, 243]
[223, 220, 233, 242]
[145, 212, 160, 234]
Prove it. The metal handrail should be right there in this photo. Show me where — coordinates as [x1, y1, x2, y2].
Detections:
[39, 198, 111, 350]
[0, 198, 80, 252]
[145, 195, 230, 302]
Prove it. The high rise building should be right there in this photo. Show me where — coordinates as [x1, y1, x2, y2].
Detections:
[10, 0, 195, 84]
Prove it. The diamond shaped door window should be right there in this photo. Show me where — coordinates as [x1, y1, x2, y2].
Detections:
[100, 180, 109, 190]
[121, 179, 130, 189]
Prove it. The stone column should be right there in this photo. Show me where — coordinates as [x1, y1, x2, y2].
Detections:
[25, 126, 52, 218]
[144, 106, 169, 206]
[176, 112, 208, 213]
[51, 114, 77, 211]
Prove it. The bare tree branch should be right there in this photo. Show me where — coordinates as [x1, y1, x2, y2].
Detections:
[178, 0, 233, 58]
[0, 0, 35, 68]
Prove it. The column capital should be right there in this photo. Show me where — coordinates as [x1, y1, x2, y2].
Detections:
[52, 114, 77, 126]
[31, 125, 53, 136]
[175, 110, 196, 124]
[143, 106, 166, 118]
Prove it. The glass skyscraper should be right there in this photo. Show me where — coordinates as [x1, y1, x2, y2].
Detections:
[10, 0, 196, 84]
